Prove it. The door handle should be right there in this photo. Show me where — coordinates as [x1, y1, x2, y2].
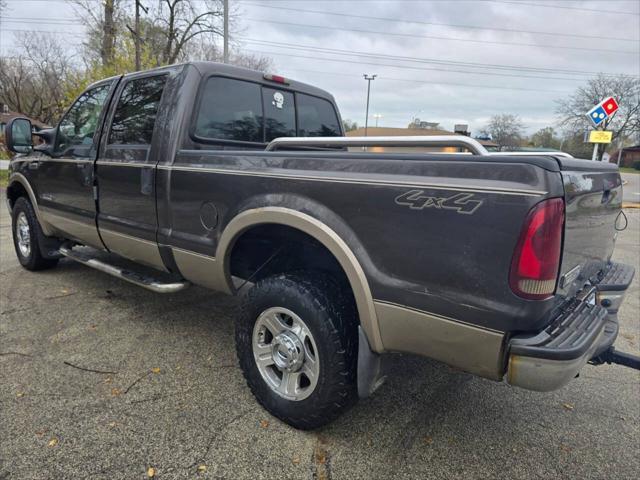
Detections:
[28, 161, 39, 169]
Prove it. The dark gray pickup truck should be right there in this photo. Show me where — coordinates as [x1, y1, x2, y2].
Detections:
[5, 62, 636, 429]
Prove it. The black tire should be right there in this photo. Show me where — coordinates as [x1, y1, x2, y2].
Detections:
[236, 272, 358, 429]
[11, 197, 59, 271]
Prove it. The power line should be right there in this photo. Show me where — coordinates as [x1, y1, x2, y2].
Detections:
[243, 18, 639, 55]
[240, 37, 637, 78]
[279, 66, 570, 94]
[6, 15, 637, 55]
[243, 46, 612, 84]
[239, 1, 638, 43]
[487, 0, 639, 16]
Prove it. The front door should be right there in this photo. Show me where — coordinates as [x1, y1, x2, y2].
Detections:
[35, 80, 117, 248]
[96, 72, 169, 269]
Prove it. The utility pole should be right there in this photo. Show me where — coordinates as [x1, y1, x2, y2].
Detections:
[223, 0, 229, 63]
[134, 0, 141, 70]
[374, 114, 382, 127]
[363, 74, 376, 136]
[127, 1, 147, 71]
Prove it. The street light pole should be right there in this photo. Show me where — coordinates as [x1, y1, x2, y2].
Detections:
[363, 74, 376, 136]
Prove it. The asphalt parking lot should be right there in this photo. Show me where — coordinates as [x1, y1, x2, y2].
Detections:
[1, 201, 639, 480]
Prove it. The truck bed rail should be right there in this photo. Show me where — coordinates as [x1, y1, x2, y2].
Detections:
[265, 135, 490, 156]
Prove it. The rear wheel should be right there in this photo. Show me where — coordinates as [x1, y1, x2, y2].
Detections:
[11, 197, 58, 271]
[235, 272, 358, 429]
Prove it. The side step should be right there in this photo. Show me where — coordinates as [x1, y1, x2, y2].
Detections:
[59, 246, 190, 293]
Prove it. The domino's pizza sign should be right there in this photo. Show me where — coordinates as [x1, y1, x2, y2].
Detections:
[587, 97, 619, 127]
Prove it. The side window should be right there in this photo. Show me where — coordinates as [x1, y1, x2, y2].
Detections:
[108, 75, 167, 145]
[262, 87, 295, 142]
[297, 94, 341, 137]
[194, 77, 263, 142]
[56, 84, 111, 153]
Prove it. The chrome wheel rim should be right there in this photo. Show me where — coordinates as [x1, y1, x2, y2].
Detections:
[16, 212, 31, 258]
[252, 307, 320, 401]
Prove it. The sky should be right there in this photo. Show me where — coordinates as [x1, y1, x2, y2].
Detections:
[1, 0, 639, 135]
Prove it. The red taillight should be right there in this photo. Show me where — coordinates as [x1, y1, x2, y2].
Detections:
[509, 198, 564, 300]
[263, 74, 289, 85]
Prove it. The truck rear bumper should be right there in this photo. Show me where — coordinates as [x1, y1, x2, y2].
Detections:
[506, 262, 634, 392]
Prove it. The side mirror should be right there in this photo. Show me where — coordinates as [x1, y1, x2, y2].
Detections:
[5, 118, 34, 154]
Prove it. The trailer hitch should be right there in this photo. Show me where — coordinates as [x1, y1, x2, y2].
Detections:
[590, 347, 640, 371]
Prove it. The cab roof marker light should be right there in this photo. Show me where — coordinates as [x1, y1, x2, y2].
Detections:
[263, 74, 289, 85]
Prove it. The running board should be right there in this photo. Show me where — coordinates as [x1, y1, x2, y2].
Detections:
[59, 246, 190, 293]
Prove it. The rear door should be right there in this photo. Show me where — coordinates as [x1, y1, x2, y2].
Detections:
[96, 72, 169, 270]
[35, 80, 116, 248]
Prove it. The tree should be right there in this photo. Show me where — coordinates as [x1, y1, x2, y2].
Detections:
[342, 119, 358, 132]
[480, 114, 525, 151]
[69, 0, 126, 68]
[556, 74, 640, 160]
[0, 33, 74, 124]
[529, 127, 561, 150]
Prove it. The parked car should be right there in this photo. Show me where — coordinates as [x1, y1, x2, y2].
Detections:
[5, 62, 636, 429]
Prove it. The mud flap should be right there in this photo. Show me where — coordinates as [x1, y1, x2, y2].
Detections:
[357, 326, 386, 398]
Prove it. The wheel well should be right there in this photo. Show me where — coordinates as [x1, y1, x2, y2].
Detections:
[6, 180, 28, 210]
[229, 223, 355, 301]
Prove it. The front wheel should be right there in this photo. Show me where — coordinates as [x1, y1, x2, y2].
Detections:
[11, 197, 58, 271]
[235, 273, 358, 429]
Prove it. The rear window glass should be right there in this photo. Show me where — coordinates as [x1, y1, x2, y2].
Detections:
[108, 75, 167, 145]
[297, 94, 341, 137]
[194, 77, 262, 142]
[193, 77, 341, 143]
[263, 87, 295, 142]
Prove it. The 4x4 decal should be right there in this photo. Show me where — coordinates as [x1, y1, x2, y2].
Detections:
[395, 190, 483, 215]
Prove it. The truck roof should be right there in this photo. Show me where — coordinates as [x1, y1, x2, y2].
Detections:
[112, 61, 336, 103]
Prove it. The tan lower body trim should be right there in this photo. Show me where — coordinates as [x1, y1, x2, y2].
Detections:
[375, 301, 505, 380]
[171, 247, 230, 293]
[40, 208, 104, 249]
[100, 229, 166, 271]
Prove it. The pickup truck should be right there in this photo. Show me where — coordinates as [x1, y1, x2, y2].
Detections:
[5, 61, 636, 429]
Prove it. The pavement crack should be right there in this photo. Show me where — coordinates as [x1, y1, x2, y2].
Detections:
[0, 351, 32, 357]
[63, 361, 118, 375]
[124, 371, 152, 394]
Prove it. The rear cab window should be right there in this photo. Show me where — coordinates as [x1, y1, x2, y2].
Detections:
[192, 76, 341, 146]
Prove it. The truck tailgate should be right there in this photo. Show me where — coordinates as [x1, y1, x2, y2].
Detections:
[556, 158, 623, 299]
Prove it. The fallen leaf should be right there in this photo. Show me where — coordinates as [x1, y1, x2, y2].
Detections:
[108, 422, 117, 428]
[207, 356, 212, 362]
[260, 420, 269, 429]
[48, 438, 58, 447]
[562, 403, 574, 410]
[292, 455, 300, 465]
[111, 388, 121, 396]
[35, 430, 47, 437]
[197, 465, 207, 472]
[423, 436, 433, 445]
[151, 368, 161, 374]
[104, 377, 112, 384]
[16, 392, 24, 398]
[147, 466, 155, 477]
[560, 444, 571, 453]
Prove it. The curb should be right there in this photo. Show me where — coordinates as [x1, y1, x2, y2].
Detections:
[622, 203, 640, 209]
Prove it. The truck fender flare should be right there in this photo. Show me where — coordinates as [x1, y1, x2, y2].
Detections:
[215, 206, 384, 353]
[7, 172, 55, 236]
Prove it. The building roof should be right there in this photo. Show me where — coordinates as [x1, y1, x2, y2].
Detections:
[346, 127, 498, 147]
